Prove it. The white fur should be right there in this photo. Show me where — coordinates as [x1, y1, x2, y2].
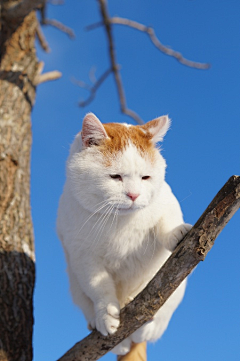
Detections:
[57, 114, 191, 355]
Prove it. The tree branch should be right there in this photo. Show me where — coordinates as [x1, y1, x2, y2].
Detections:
[34, 61, 62, 84]
[75, 68, 112, 107]
[38, 1, 75, 38]
[110, 17, 210, 70]
[57, 175, 240, 361]
[41, 18, 75, 38]
[81, 0, 210, 124]
[34, 70, 62, 85]
[97, 0, 144, 124]
[36, 19, 51, 52]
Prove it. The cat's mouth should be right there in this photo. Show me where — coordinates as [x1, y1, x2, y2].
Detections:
[116, 203, 144, 214]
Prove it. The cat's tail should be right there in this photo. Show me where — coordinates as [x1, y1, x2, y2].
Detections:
[117, 342, 147, 361]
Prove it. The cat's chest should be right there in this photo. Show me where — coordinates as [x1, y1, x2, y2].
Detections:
[102, 223, 157, 268]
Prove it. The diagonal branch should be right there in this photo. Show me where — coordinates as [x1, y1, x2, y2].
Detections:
[57, 175, 240, 361]
[110, 17, 210, 70]
[41, 18, 75, 38]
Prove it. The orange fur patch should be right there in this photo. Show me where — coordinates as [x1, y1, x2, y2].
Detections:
[98, 123, 156, 162]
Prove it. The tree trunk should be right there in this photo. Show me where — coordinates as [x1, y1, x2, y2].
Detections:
[0, 9, 38, 361]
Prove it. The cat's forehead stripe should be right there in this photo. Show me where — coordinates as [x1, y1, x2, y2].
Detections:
[101, 123, 155, 158]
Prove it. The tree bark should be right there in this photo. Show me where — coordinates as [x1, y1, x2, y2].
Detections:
[0, 7, 39, 361]
[57, 175, 240, 361]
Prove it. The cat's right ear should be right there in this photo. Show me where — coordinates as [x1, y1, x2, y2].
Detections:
[81, 113, 108, 148]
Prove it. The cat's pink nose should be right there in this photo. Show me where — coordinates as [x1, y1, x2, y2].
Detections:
[126, 192, 140, 202]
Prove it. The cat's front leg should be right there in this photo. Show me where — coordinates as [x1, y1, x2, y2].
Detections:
[164, 223, 192, 252]
[70, 252, 120, 336]
[156, 183, 192, 251]
[94, 299, 120, 336]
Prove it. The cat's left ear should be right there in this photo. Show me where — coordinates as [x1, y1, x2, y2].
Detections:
[81, 113, 108, 148]
[141, 115, 170, 143]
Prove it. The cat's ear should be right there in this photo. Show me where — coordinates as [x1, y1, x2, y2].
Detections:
[142, 115, 170, 143]
[81, 113, 108, 148]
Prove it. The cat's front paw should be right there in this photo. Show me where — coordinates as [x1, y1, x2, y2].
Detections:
[95, 302, 120, 336]
[167, 223, 192, 251]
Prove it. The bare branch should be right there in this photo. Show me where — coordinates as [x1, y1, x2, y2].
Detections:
[111, 17, 210, 70]
[36, 20, 51, 52]
[75, 68, 112, 107]
[85, 21, 104, 31]
[97, 0, 144, 124]
[41, 18, 75, 38]
[83, 1, 209, 124]
[57, 175, 240, 361]
[34, 70, 62, 85]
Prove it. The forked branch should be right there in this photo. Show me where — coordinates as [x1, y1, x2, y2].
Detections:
[75, 68, 112, 107]
[78, 0, 210, 124]
[57, 175, 240, 361]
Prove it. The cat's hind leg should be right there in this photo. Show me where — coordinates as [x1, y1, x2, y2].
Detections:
[131, 279, 186, 344]
[111, 337, 132, 355]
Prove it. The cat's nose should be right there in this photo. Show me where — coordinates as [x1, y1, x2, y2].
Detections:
[126, 192, 140, 202]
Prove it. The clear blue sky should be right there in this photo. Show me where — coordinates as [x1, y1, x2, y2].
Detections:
[32, 1, 240, 360]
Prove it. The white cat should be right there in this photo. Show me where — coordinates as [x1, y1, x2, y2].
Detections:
[57, 113, 191, 355]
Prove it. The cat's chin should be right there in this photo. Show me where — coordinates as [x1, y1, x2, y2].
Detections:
[116, 204, 145, 215]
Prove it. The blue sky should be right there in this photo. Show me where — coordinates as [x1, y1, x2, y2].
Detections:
[32, 1, 240, 360]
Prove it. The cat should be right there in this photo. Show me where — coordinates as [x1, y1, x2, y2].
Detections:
[57, 112, 191, 355]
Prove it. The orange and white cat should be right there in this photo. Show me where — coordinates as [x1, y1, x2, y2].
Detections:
[57, 113, 191, 355]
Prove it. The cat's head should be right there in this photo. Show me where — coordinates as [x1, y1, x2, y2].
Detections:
[68, 113, 170, 215]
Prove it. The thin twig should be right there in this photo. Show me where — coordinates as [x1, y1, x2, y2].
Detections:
[57, 175, 240, 361]
[111, 17, 210, 70]
[41, 18, 75, 38]
[74, 68, 112, 107]
[85, 21, 104, 31]
[36, 20, 51, 52]
[97, 0, 144, 124]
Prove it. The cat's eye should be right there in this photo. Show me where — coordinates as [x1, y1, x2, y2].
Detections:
[142, 176, 150, 180]
[110, 174, 122, 181]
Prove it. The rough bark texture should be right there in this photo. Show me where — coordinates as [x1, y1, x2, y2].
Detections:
[57, 175, 240, 361]
[0, 6, 39, 361]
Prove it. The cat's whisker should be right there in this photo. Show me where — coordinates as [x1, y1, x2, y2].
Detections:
[90, 203, 113, 231]
[92, 204, 115, 247]
[77, 200, 112, 235]
[108, 201, 120, 234]
[86, 204, 113, 240]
